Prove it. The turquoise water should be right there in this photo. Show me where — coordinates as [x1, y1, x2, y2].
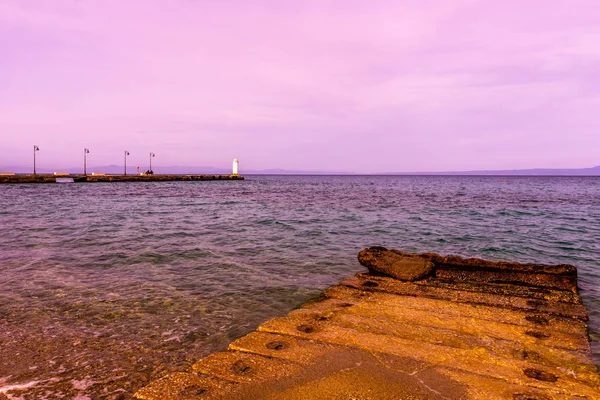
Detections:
[1, 175, 599, 398]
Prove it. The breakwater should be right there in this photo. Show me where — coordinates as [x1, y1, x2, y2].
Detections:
[0, 174, 244, 184]
[136, 247, 600, 400]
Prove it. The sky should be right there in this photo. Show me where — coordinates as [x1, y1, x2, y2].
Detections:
[1, 0, 599, 173]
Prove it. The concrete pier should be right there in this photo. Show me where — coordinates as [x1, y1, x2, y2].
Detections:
[136, 248, 600, 399]
[0, 174, 244, 184]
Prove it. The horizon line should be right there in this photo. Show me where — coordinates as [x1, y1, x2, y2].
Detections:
[2, 164, 599, 176]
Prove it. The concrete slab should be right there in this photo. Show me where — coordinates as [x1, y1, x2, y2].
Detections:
[257, 311, 600, 396]
[192, 351, 304, 384]
[134, 373, 237, 400]
[341, 273, 589, 319]
[322, 285, 588, 336]
[228, 331, 343, 365]
[135, 248, 600, 399]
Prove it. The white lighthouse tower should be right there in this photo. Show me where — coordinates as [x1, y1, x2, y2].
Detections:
[232, 159, 239, 176]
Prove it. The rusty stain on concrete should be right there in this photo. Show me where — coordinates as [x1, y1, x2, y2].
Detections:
[135, 247, 600, 399]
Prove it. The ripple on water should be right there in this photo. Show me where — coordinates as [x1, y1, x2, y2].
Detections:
[0, 175, 599, 398]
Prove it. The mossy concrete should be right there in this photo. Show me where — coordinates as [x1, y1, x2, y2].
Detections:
[135, 248, 600, 399]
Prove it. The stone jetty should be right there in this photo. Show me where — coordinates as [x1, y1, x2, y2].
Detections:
[135, 247, 600, 399]
[0, 174, 244, 184]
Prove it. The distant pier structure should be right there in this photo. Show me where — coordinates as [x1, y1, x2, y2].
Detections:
[1, 146, 245, 184]
[0, 174, 244, 184]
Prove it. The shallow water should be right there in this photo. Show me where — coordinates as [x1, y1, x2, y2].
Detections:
[0, 175, 599, 398]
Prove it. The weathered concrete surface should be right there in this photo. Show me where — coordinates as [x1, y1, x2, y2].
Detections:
[0, 174, 244, 184]
[135, 247, 600, 399]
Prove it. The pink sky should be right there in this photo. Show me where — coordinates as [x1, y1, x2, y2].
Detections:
[1, 0, 599, 172]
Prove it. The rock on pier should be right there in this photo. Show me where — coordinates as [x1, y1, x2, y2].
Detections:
[135, 247, 600, 399]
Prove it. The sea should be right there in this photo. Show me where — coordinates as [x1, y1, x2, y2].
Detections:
[1, 175, 599, 399]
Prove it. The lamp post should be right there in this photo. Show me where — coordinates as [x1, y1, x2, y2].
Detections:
[33, 145, 40, 175]
[149, 152, 155, 174]
[124, 150, 130, 176]
[84, 148, 90, 176]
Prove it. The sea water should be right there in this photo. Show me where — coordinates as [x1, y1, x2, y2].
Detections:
[1, 175, 599, 398]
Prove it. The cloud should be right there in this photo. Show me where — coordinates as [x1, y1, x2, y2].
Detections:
[1, 0, 599, 171]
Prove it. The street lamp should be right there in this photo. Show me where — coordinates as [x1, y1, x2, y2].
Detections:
[33, 145, 40, 175]
[149, 152, 155, 174]
[124, 150, 130, 176]
[83, 148, 90, 176]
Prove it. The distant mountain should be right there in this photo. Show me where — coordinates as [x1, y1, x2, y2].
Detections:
[0, 165, 351, 175]
[2, 165, 599, 176]
[0, 165, 231, 175]
[247, 166, 600, 176]
[86, 165, 232, 175]
[388, 165, 600, 176]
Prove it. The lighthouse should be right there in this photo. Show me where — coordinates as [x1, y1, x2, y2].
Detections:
[232, 159, 239, 176]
